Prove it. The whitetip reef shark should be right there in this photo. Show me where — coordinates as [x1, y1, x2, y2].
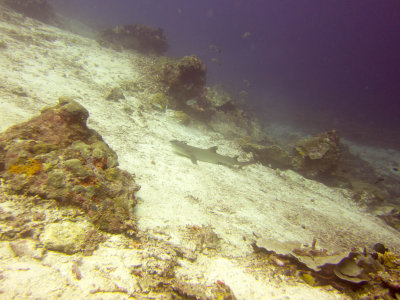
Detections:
[170, 140, 254, 167]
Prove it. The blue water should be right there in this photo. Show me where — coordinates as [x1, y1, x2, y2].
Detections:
[53, 0, 400, 148]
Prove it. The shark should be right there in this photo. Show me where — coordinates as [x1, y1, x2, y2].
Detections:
[170, 140, 254, 167]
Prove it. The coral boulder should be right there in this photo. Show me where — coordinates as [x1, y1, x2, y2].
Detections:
[0, 98, 140, 233]
[292, 130, 340, 179]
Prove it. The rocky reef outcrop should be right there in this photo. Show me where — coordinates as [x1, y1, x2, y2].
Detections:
[2, 0, 55, 23]
[240, 130, 341, 178]
[153, 55, 212, 121]
[98, 23, 169, 55]
[159, 55, 207, 107]
[291, 130, 340, 178]
[240, 143, 293, 170]
[0, 97, 140, 233]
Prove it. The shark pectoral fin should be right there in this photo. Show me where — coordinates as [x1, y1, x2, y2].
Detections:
[190, 156, 198, 164]
[208, 146, 218, 153]
[234, 155, 239, 161]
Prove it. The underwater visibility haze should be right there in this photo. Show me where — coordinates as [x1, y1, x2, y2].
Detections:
[53, 0, 400, 149]
[1, 0, 400, 298]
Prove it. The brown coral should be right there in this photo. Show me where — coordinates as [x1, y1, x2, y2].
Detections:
[159, 56, 208, 109]
[0, 98, 140, 233]
[292, 130, 340, 179]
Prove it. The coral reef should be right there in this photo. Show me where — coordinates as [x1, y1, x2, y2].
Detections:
[350, 179, 388, 206]
[204, 87, 257, 137]
[205, 85, 232, 107]
[2, 0, 55, 23]
[292, 130, 340, 179]
[378, 209, 400, 230]
[239, 130, 340, 175]
[158, 55, 208, 112]
[169, 110, 191, 125]
[98, 23, 168, 55]
[0, 97, 140, 233]
[239, 129, 393, 207]
[148, 92, 170, 111]
[128, 238, 236, 299]
[254, 239, 400, 298]
[239, 142, 292, 169]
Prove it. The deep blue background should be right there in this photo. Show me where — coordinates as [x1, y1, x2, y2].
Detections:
[53, 0, 400, 145]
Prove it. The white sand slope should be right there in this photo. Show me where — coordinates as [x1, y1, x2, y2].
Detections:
[0, 7, 398, 299]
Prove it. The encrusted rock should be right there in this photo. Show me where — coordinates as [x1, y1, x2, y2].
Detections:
[159, 56, 208, 111]
[292, 130, 340, 178]
[240, 142, 292, 169]
[9, 239, 45, 259]
[40, 221, 88, 254]
[350, 179, 389, 206]
[378, 208, 400, 230]
[0, 97, 140, 233]
[106, 87, 125, 102]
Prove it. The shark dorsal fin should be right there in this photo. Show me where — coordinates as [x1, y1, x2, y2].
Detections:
[208, 146, 218, 153]
[190, 155, 198, 164]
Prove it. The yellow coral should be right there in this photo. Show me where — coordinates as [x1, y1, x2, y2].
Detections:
[296, 147, 306, 158]
[170, 110, 191, 125]
[379, 251, 400, 269]
[300, 272, 318, 286]
[149, 93, 169, 111]
[8, 159, 43, 177]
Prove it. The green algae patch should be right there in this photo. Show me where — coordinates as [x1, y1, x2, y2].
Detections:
[32, 142, 58, 155]
[63, 158, 89, 177]
[46, 170, 65, 188]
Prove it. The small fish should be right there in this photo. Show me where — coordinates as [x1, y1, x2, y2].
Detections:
[186, 98, 198, 106]
[242, 31, 252, 38]
[209, 44, 222, 54]
[239, 90, 248, 97]
[243, 79, 251, 88]
[211, 58, 221, 66]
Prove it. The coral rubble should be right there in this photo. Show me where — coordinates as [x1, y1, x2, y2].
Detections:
[0, 97, 140, 233]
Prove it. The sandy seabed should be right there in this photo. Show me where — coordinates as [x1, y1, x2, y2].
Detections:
[0, 6, 399, 299]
